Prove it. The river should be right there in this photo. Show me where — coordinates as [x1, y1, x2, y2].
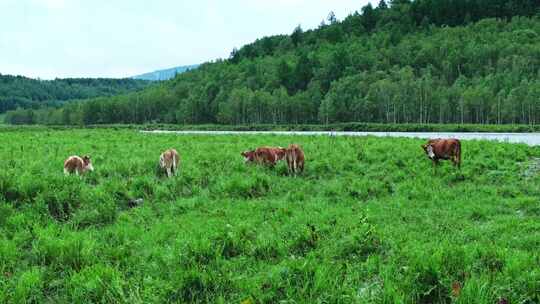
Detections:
[141, 130, 540, 146]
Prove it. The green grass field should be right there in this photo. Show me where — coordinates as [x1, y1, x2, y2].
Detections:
[1, 129, 539, 303]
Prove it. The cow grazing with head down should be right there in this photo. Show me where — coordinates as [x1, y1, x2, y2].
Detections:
[64, 155, 94, 175]
[241, 146, 285, 167]
[421, 138, 461, 168]
[285, 144, 304, 175]
[159, 148, 180, 178]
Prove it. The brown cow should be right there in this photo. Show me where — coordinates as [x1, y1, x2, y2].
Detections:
[159, 148, 180, 177]
[421, 138, 461, 168]
[64, 155, 94, 175]
[285, 144, 305, 175]
[241, 146, 285, 167]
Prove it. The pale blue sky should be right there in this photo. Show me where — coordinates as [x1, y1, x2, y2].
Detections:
[0, 0, 373, 79]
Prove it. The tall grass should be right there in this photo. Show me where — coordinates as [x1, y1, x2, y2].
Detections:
[0, 129, 539, 303]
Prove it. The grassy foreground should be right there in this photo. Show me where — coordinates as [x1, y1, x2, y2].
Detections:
[0, 129, 539, 303]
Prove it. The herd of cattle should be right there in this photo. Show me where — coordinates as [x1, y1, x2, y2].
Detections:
[62, 138, 461, 177]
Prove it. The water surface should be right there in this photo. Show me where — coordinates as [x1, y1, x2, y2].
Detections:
[142, 130, 540, 146]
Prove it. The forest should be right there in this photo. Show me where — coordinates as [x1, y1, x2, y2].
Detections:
[0, 75, 150, 122]
[4, 0, 540, 125]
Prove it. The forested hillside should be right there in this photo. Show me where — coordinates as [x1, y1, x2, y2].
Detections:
[0, 75, 150, 120]
[6, 0, 540, 125]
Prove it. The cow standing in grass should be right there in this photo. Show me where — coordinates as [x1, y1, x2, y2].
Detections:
[421, 138, 461, 168]
[64, 155, 94, 175]
[241, 146, 285, 168]
[159, 148, 180, 177]
[285, 144, 305, 175]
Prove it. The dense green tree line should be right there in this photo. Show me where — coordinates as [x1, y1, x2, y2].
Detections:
[0, 75, 150, 114]
[5, 0, 540, 125]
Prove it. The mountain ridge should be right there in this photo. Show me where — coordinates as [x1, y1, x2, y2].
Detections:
[131, 64, 200, 81]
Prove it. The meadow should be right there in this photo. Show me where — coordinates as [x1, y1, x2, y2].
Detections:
[0, 128, 540, 303]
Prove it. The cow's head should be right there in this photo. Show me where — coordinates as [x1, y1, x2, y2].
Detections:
[159, 153, 166, 169]
[241, 150, 256, 163]
[421, 144, 436, 159]
[82, 155, 94, 172]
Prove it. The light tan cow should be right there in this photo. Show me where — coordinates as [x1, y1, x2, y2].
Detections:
[64, 155, 94, 175]
[159, 148, 180, 177]
[285, 144, 304, 175]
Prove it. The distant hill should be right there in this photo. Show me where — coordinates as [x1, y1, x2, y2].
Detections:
[0, 74, 151, 114]
[132, 65, 199, 81]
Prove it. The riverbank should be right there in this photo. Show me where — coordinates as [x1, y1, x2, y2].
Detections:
[3, 122, 540, 133]
[141, 123, 540, 133]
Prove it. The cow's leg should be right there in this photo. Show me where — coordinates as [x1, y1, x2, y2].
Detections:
[172, 155, 178, 176]
[293, 151, 299, 175]
[166, 167, 172, 178]
[287, 158, 292, 175]
[454, 144, 461, 169]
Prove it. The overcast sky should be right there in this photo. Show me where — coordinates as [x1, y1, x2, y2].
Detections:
[0, 0, 373, 79]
